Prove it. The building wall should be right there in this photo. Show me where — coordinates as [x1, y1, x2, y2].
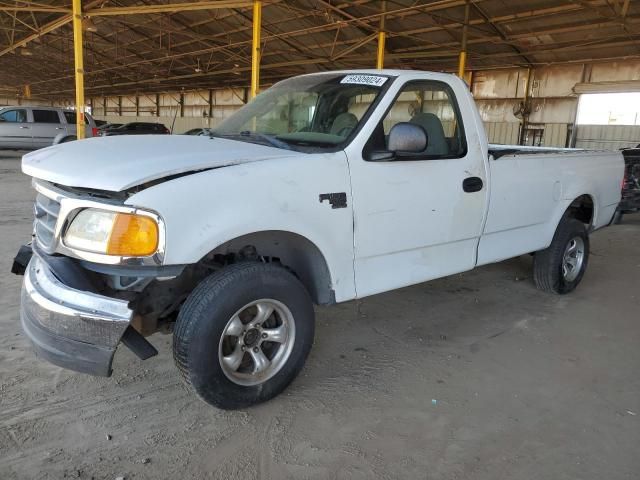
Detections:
[473, 61, 640, 146]
[0, 96, 67, 108]
[575, 125, 640, 150]
[67, 58, 640, 147]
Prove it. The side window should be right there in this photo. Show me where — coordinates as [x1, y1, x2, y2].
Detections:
[365, 81, 467, 160]
[63, 111, 75, 124]
[0, 109, 27, 123]
[62, 111, 89, 124]
[33, 110, 61, 123]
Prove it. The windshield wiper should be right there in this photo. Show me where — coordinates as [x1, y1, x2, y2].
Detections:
[209, 131, 292, 150]
[239, 131, 293, 150]
[273, 137, 336, 147]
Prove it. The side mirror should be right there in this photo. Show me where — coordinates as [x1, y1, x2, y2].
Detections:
[368, 122, 428, 162]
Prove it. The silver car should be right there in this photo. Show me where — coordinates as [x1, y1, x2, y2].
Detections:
[0, 106, 97, 149]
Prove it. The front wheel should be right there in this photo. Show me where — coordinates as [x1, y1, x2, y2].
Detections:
[173, 262, 315, 409]
[533, 217, 590, 294]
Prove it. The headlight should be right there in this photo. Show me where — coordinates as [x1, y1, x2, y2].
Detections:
[64, 209, 159, 257]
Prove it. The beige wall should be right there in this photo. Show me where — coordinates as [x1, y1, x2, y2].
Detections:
[575, 125, 640, 150]
[84, 59, 640, 148]
[0, 96, 68, 108]
[3, 60, 639, 148]
[472, 60, 640, 147]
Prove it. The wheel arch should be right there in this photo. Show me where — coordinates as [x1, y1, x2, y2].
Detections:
[539, 193, 596, 254]
[52, 133, 76, 145]
[564, 193, 596, 229]
[203, 230, 336, 305]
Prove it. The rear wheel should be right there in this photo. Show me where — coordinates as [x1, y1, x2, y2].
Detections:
[533, 217, 589, 294]
[173, 262, 314, 409]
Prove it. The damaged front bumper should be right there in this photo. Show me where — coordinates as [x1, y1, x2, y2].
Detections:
[21, 253, 134, 376]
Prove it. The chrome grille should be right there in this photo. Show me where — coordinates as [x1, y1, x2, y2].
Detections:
[34, 192, 61, 250]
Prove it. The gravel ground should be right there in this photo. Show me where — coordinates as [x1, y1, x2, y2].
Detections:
[1, 152, 639, 479]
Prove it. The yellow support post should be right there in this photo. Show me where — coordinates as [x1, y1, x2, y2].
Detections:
[457, 51, 466, 79]
[457, 0, 470, 79]
[72, 0, 85, 139]
[376, 1, 386, 69]
[376, 32, 386, 69]
[250, 0, 262, 99]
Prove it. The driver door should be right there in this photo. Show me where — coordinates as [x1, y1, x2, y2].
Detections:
[0, 108, 32, 149]
[348, 80, 488, 298]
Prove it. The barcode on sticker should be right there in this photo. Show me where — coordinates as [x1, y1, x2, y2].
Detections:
[340, 74, 388, 87]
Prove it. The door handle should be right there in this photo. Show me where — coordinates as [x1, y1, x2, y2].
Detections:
[19, 126, 30, 129]
[55, 127, 65, 130]
[462, 176, 483, 193]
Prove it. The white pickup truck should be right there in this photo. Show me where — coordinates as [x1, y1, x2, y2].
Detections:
[14, 70, 623, 409]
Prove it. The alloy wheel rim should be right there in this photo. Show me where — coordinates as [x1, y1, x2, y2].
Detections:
[562, 236, 585, 282]
[218, 299, 295, 386]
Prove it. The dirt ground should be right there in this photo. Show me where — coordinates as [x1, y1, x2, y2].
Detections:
[1, 151, 639, 480]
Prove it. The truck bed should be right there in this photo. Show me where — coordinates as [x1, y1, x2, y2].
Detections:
[489, 144, 585, 159]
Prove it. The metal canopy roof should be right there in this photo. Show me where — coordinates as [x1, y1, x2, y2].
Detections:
[0, 0, 638, 100]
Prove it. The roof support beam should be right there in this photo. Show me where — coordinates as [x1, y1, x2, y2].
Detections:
[332, 33, 376, 61]
[0, 14, 69, 56]
[85, 1, 254, 17]
[470, 1, 533, 66]
[0, 0, 257, 59]
[0, 6, 69, 13]
[0, 0, 103, 58]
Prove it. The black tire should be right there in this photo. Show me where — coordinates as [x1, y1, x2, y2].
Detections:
[612, 211, 624, 225]
[173, 262, 315, 409]
[533, 217, 590, 294]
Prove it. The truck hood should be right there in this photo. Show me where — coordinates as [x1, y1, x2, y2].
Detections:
[22, 135, 299, 192]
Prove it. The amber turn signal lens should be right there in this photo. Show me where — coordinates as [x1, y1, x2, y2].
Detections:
[106, 213, 159, 256]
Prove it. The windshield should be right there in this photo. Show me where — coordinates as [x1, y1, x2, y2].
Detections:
[213, 73, 391, 151]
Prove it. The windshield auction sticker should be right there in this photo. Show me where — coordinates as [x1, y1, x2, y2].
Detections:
[340, 74, 388, 87]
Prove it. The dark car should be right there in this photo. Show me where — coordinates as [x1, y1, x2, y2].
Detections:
[183, 128, 212, 136]
[614, 146, 640, 223]
[97, 122, 122, 133]
[101, 122, 170, 136]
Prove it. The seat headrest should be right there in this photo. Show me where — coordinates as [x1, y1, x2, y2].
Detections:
[330, 112, 358, 136]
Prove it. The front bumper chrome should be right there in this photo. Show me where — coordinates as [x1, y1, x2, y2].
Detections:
[21, 254, 133, 376]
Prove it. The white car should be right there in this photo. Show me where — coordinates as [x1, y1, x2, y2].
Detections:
[0, 106, 97, 149]
[15, 70, 624, 409]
